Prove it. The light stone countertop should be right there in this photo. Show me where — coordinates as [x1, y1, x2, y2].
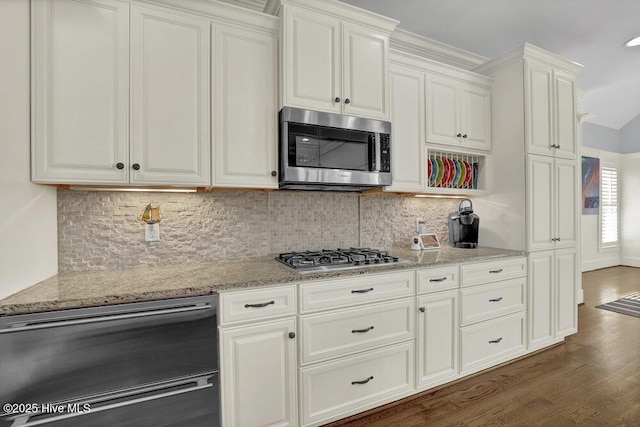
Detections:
[0, 246, 526, 316]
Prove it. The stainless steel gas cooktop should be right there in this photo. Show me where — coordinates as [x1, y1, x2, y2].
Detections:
[276, 248, 407, 274]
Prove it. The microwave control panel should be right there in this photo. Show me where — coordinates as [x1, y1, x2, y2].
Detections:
[380, 134, 391, 172]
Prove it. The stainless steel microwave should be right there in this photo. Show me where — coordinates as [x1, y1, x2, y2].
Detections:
[279, 107, 392, 191]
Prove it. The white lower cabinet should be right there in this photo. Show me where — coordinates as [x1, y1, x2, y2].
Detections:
[300, 342, 415, 427]
[528, 248, 578, 350]
[300, 298, 414, 365]
[416, 290, 459, 389]
[460, 278, 526, 326]
[460, 312, 526, 375]
[219, 259, 561, 426]
[220, 318, 297, 427]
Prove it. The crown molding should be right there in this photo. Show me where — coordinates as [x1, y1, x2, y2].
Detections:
[143, 0, 278, 30]
[265, 0, 399, 32]
[390, 49, 492, 86]
[216, 0, 267, 12]
[390, 29, 488, 71]
[474, 43, 583, 76]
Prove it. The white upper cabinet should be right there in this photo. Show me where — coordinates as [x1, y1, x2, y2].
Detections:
[341, 21, 390, 120]
[130, 5, 210, 185]
[283, 7, 341, 114]
[212, 23, 278, 188]
[524, 59, 577, 159]
[460, 84, 491, 150]
[278, 0, 397, 120]
[32, 0, 211, 186]
[553, 70, 578, 159]
[31, 0, 129, 184]
[426, 74, 458, 146]
[386, 63, 425, 192]
[425, 73, 491, 151]
[524, 60, 553, 157]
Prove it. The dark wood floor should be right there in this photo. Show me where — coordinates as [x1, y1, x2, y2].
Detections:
[329, 266, 640, 426]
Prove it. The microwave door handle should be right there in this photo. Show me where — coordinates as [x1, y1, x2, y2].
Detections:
[374, 133, 381, 172]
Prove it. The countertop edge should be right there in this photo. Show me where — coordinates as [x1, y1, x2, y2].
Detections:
[0, 248, 527, 316]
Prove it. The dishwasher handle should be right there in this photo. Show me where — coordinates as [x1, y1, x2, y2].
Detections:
[0, 304, 211, 333]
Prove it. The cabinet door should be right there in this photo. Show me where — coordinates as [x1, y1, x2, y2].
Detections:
[342, 21, 390, 120]
[425, 74, 460, 146]
[460, 83, 491, 151]
[524, 60, 554, 156]
[220, 319, 297, 427]
[386, 65, 424, 192]
[31, 0, 129, 184]
[528, 251, 554, 349]
[417, 291, 459, 388]
[212, 24, 278, 188]
[130, 5, 210, 185]
[553, 71, 577, 159]
[555, 248, 577, 338]
[555, 158, 578, 248]
[527, 155, 554, 251]
[283, 5, 341, 114]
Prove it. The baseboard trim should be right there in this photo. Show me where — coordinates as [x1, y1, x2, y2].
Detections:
[582, 257, 621, 272]
[622, 257, 640, 268]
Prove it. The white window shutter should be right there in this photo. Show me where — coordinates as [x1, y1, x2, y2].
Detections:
[600, 166, 618, 246]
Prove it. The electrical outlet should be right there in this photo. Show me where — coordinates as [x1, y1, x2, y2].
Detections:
[416, 218, 426, 234]
[145, 223, 160, 242]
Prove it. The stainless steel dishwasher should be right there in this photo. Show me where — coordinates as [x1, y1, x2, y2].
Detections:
[0, 295, 220, 427]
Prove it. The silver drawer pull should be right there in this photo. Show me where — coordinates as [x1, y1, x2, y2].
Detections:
[352, 326, 374, 334]
[489, 268, 503, 274]
[429, 277, 447, 282]
[244, 300, 275, 308]
[489, 337, 503, 344]
[351, 376, 374, 385]
[351, 287, 374, 294]
[489, 297, 503, 302]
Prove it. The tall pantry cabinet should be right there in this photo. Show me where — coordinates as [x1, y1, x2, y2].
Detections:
[473, 44, 582, 351]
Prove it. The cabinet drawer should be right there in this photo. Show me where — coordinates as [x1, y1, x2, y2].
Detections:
[460, 312, 526, 374]
[460, 257, 527, 287]
[417, 265, 459, 294]
[300, 342, 414, 427]
[300, 298, 414, 365]
[299, 271, 415, 313]
[219, 285, 296, 325]
[460, 278, 526, 325]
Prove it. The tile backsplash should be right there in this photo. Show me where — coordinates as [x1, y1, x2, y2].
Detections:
[57, 190, 459, 272]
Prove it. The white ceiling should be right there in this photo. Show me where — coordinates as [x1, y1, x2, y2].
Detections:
[342, 0, 640, 130]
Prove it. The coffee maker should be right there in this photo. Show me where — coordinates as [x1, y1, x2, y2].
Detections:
[447, 199, 479, 248]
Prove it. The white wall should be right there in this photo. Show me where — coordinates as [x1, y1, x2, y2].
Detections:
[580, 147, 622, 271]
[0, 0, 58, 299]
[622, 153, 640, 267]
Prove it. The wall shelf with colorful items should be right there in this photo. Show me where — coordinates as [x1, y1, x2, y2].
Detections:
[425, 147, 486, 195]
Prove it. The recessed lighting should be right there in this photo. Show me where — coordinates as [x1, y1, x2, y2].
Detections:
[625, 36, 640, 47]
[302, 138, 310, 142]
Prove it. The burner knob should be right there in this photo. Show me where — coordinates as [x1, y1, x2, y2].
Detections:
[354, 261, 361, 266]
[384, 258, 390, 263]
[392, 257, 399, 262]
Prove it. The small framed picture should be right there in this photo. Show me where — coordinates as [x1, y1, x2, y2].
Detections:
[419, 232, 440, 250]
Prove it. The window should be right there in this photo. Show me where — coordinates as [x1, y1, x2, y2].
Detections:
[600, 165, 618, 248]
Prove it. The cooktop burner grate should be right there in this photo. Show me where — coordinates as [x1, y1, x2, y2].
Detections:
[276, 248, 406, 273]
